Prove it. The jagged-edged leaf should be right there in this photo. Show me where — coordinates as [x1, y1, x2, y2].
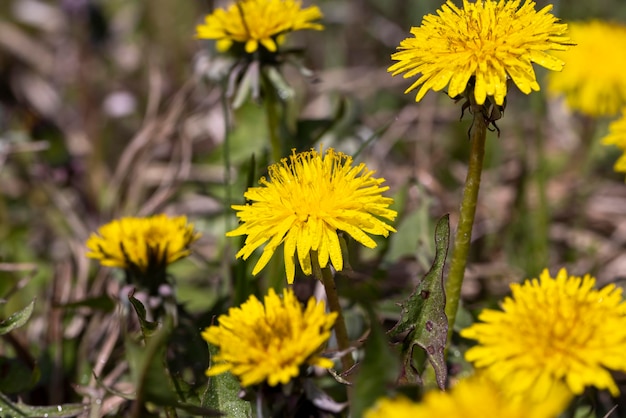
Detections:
[388, 215, 450, 389]
[202, 342, 252, 418]
[352, 309, 400, 417]
[127, 290, 159, 338]
[0, 298, 35, 335]
[0, 393, 86, 417]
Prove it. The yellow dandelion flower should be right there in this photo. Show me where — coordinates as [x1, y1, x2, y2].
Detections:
[602, 107, 626, 174]
[461, 268, 626, 399]
[365, 374, 570, 418]
[388, 0, 571, 106]
[86, 214, 200, 273]
[196, 0, 323, 54]
[202, 287, 337, 387]
[547, 21, 626, 117]
[226, 148, 397, 284]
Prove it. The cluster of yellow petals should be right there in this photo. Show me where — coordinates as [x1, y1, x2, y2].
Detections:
[547, 21, 626, 117]
[388, 0, 571, 106]
[196, 0, 323, 54]
[202, 288, 337, 387]
[602, 107, 626, 175]
[86, 214, 200, 273]
[227, 148, 397, 284]
[365, 374, 570, 418]
[461, 268, 626, 400]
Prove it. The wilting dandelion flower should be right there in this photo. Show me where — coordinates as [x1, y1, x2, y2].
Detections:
[602, 107, 626, 174]
[547, 21, 626, 117]
[196, 0, 323, 54]
[461, 268, 626, 399]
[388, 0, 571, 106]
[202, 287, 337, 387]
[226, 148, 397, 284]
[365, 374, 570, 418]
[86, 214, 200, 274]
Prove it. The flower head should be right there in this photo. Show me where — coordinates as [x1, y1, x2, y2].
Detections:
[196, 0, 323, 54]
[202, 287, 337, 387]
[388, 0, 571, 106]
[86, 214, 200, 274]
[365, 374, 570, 418]
[602, 107, 626, 174]
[461, 268, 626, 399]
[547, 21, 626, 117]
[226, 148, 397, 284]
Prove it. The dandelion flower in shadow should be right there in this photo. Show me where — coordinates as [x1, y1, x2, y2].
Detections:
[365, 374, 570, 418]
[226, 147, 397, 284]
[547, 21, 626, 117]
[602, 107, 626, 175]
[86, 214, 200, 277]
[202, 287, 337, 387]
[388, 0, 571, 106]
[461, 268, 626, 400]
[196, 0, 323, 54]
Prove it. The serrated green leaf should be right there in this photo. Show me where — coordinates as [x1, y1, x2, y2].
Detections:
[0, 298, 35, 335]
[352, 309, 399, 417]
[388, 215, 450, 389]
[0, 393, 86, 417]
[202, 342, 252, 418]
[127, 291, 159, 339]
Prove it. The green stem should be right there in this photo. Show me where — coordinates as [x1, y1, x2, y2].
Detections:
[445, 107, 487, 346]
[313, 259, 354, 373]
[262, 74, 283, 164]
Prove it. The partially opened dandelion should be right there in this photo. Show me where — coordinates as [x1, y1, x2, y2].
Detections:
[196, 0, 324, 54]
[602, 107, 626, 176]
[202, 287, 337, 387]
[86, 214, 200, 290]
[547, 21, 626, 117]
[365, 374, 571, 418]
[388, 0, 571, 345]
[461, 268, 626, 400]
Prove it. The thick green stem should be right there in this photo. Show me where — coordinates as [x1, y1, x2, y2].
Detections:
[445, 108, 487, 345]
[313, 259, 354, 373]
[262, 76, 283, 164]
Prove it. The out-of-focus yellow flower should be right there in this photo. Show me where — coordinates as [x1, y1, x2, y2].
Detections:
[603, 107, 626, 174]
[461, 268, 626, 399]
[365, 374, 570, 418]
[226, 147, 397, 284]
[202, 288, 337, 387]
[86, 214, 200, 273]
[196, 0, 323, 54]
[388, 0, 571, 106]
[547, 21, 626, 117]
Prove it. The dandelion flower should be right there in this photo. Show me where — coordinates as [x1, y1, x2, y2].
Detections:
[461, 268, 626, 399]
[226, 148, 397, 284]
[547, 21, 626, 117]
[365, 374, 570, 418]
[196, 0, 323, 54]
[86, 214, 200, 273]
[388, 0, 571, 106]
[602, 107, 626, 174]
[202, 287, 337, 387]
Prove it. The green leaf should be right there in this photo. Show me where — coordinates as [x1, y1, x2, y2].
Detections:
[57, 295, 115, 312]
[0, 298, 35, 335]
[0, 393, 86, 417]
[0, 357, 40, 394]
[388, 215, 450, 389]
[202, 342, 252, 418]
[352, 309, 400, 417]
[127, 291, 159, 339]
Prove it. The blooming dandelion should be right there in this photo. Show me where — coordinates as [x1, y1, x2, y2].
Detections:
[388, 0, 571, 106]
[196, 0, 323, 54]
[461, 268, 626, 399]
[365, 374, 570, 418]
[602, 107, 626, 175]
[547, 21, 626, 117]
[226, 148, 397, 284]
[86, 214, 200, 274]
[202, 287, 337, 387]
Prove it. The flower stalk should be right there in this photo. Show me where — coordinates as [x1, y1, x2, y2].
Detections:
[444, 101, 487, 345]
